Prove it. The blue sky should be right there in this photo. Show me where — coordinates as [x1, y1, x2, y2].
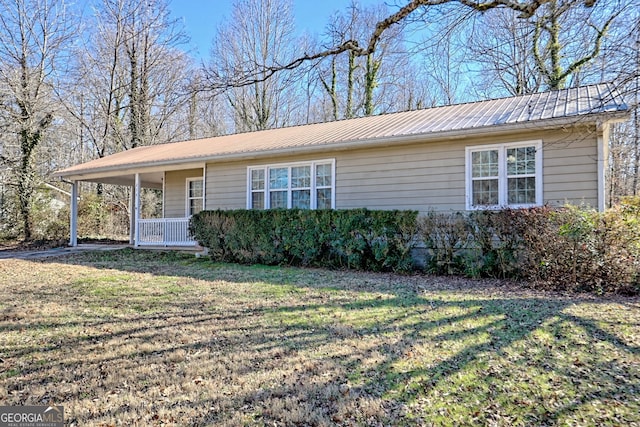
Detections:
[169, 0, 382, 58]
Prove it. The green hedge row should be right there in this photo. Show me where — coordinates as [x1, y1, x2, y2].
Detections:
[189, 208, 418, 272]
[190, 204, 640, 295]
[419, 204, 640, 295]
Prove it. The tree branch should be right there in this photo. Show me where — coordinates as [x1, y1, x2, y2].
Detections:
[558, 10, 620, 84]
[204, 0, 599, 91]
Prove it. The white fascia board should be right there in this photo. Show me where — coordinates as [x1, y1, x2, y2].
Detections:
[57, 161, 206, 182]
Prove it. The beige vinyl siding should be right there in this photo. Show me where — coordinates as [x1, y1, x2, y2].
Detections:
[335, 142, 466, 212]
[164, 168, 203, 217]
[543, 134, 598, 207]
[201, 127, 599, 214]
[205, 163, 246, 210]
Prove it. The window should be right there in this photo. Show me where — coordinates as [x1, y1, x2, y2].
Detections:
[466, 141, 542, 210]
[186, 178, 203, 216]
[248, 160, 335, 210]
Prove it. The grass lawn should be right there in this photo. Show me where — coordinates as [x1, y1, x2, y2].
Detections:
[0, 249, 638, 426]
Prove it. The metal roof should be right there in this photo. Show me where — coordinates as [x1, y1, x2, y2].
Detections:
[56, 83, 629, 179]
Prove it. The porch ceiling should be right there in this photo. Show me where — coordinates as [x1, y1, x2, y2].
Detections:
[77, 171, 163, 189]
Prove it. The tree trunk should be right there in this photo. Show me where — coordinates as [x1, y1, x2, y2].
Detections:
[346, 50, 356, 119]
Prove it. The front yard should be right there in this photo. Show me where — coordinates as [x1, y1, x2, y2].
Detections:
[0, 249, 638, 426]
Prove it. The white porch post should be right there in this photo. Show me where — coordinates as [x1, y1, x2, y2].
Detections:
[129, 187, 135, 245]
[202, 165, 207, 209]
[69, 181, 78, 247]
[134, 173, 141, 247]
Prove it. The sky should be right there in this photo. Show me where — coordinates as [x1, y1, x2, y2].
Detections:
[169, 0, 383, 59]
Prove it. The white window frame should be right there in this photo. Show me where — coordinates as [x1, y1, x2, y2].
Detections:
[246, 159, 336, 210]
[465, 140, 543, 210]
[185, 177, 204, 216]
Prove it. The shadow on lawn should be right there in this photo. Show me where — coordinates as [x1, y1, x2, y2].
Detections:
[264, 295, 638, 424]
[3, 249, 638, 425]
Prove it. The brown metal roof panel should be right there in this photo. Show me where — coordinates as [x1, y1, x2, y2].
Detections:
[609, 83, 627, 109]
[416, 103, 455, 133]
[505, 95, 530, 123]
[55, 83, 630, 178]
[484, 97, 516, 126]
[480, 98, 511, 126]
[450, 102, 483, 130]
[552, 88, 567, 117]
[589, 84, 602, 112]
[429, 102, 475, 132]
[373, 113, 411, 137]
[528, 91, 548, 120]
[581, 84, 597, 113]
[465, 100, 498, 129]
[571, 86, 583, 115]
[385, 110, 424, 136]
[488, 97, 514, 125]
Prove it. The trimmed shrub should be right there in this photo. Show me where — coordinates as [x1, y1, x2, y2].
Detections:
[419, 211, 472, 276]
[418, 206, 639, 295]
[190, 208, 418, 272]
[191, 206, 639, 294]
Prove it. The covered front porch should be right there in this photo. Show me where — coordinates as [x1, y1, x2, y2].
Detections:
[64, 165, 205, 248]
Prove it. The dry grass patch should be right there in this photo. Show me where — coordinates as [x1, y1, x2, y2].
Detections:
[0, 249, 639, 426]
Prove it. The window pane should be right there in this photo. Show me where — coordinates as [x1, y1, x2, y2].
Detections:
[317, 188, 332, 209]
[270, 191, 287, 208]
[292, 190, 310, 209]
[251, 192, 264, 209]
[316, 163, 332, 187]
[507, 146, 536, 176]
[472, 150, 499, 178]
[269, 167, 288, 189]
[251, 169, 264, 190]
[291, 166, 311, 188]
[190, 198, 203, 215]
[189, 180, 203, 198]
[472, 179, 499, 206]
[508, 177, 536, 204]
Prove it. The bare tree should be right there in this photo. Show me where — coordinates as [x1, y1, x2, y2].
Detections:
[67, 0, 129, 167]
[62, 0, 192, 166]
[183, 70, 227, 140]
[315, 1, 408, 119]
[207, 0, 304, 132]
[113, 0, 190, 148]
[410, 5, 476, 104]
[530, 0, 622, 90]
[612, 13, 640, 199]
[204, 0, 600, 92]
[467, 8, 542, 96]
[0, 0, 74, 240]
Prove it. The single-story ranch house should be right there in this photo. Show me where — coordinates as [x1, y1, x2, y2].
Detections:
[55, 83, 629, 248]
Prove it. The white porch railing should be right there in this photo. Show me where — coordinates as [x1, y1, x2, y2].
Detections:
[137, 218, 197, 247]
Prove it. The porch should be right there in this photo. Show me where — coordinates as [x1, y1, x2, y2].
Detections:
[65, 166, 205, 249]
